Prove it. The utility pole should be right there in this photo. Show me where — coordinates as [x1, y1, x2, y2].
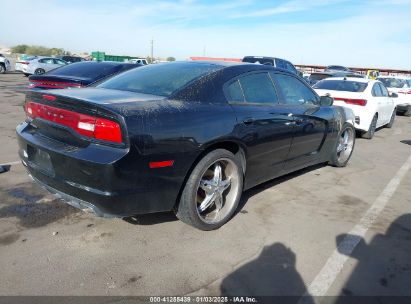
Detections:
[150, 39, 154, 63]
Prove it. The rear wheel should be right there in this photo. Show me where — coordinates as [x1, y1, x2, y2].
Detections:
[329, 123, 355, 167]
[0, 64, 5, 74]
[34, 68, 45, 75]
[176, 149, 243, 230]
[404, 105, 411, 117]
[386, 109, 396, 128]
[362, 114, 378, 139]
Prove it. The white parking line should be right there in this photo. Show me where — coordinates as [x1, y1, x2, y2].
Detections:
[301, 153, 411, 299]
[0, 160, 21, 166]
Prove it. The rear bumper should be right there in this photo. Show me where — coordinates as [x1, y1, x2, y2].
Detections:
[29, 174, 114, 218]
[17, 122, 183, 217]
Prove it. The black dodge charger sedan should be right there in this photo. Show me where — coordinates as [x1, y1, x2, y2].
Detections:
[17, 61, 355, 230]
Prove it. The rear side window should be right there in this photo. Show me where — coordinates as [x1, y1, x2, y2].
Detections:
[314, 80, 368, 92]
[226, 80, 244, 102]
[236, 73, 278, 104]
[272, 73, 319, 105]
[39, 58, 54, 64]
[372, 83, 383, 97]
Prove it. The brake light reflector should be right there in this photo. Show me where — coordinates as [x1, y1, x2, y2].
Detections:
[42, 94, 56, 101]
[149, 160, 175, 169]
[24, 101, 122, 143]
[334, 97, 367, 106]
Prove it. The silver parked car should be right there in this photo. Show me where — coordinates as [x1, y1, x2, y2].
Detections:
[21, 57, 68, 76]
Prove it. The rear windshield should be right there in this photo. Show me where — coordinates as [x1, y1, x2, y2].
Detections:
[309, 74, 331, 81]
[242, 57, 275, 66]
[377, 78, 410, 89]
[313, 80, 368, 92]
[47, 63, 135, 80]
[97, 62, 222, 96]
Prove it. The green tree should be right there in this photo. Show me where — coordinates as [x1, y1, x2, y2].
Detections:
[166, 57, 176, 62]
[11, 44, 29, 54]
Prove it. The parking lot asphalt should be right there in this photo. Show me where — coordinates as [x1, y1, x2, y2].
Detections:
[0, 73, 410, 298]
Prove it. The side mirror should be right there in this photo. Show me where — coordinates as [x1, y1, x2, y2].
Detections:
[320, 95, 334, 106]
[389, 92, 398, 98]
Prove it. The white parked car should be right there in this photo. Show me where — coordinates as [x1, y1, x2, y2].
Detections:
[314, 77, 397, 139]
[377, 76, 411, 116]
[21, 57, 68, 76]
[0, 54, 12, 73]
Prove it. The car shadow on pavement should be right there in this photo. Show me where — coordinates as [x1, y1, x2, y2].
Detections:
[220, 242, 314, 304]
[400, 140, 411, 145]
[123, 163, 327, 227]
[123, 212, 178, 226]
[334, 214, 411, 302]
[236, 163, 327, 215]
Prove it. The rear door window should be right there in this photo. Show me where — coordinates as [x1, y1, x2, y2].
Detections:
[226, 79, 245, 102]
[271, 73, 319, 105]
[237, 73, 278, 105]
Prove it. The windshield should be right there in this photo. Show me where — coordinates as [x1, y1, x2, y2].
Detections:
[47, 62, 134, 80]
[314, 80, 368, 92]
[377, 78, 409, 89]
[97, 62, 222, 96]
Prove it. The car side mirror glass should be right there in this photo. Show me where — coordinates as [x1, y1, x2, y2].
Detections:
[320, 95, 334, 106]
[389, 92, 398, 98]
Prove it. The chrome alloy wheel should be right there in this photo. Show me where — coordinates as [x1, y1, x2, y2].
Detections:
[196, 158, 240, 224]
[336, 127, 354, 163]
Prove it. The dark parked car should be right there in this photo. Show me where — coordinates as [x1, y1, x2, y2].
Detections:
[56, 55, 85, 63]
[242, 56, 299, 75]
[28, 61, 140, 89]
[17, 61, 356, 230]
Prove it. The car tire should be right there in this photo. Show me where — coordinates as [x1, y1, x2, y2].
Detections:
[329, 123, 355, 167]
[176, 149, 243, 230]
[385, 109, 396, 128]
[0, 64, 5, 74]
[34, 68, 45, 75]
[362, 114, 378, 139]
[404, 106, 411, 117]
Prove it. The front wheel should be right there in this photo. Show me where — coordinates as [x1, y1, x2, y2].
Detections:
[176, 149, 243, 230]
[0, 64, 5, 74]
[404, 105, 411, 117]
[386, 109, 396, 128]
[329, 123, 355, 167]
[362, 114, 378, 139]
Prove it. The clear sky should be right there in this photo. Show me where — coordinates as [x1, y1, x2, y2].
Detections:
[2, 0, 411, 68]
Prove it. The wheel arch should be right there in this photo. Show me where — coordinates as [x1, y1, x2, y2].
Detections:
[173, 140, 247, 210]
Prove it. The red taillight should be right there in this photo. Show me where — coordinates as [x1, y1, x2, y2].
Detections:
[24, 101, 122, 143]
[399, 90, 411, 95]
[334, 97, 367, 106]
[19, 61, 29, 65]
[29, 80, 82, 89]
